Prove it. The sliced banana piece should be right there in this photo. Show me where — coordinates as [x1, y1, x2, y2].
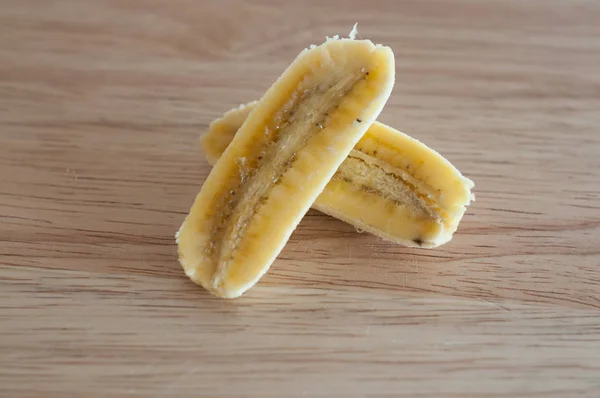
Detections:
[178, 38, 395, 298]
[201, 103, 474, 249]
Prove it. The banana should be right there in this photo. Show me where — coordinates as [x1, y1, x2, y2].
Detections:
[201, 103, 474, 249]
[177, 38, 396, 298]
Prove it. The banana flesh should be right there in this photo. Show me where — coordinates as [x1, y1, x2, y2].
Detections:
[201, 103, 474, 249]
[178, 38, 395, 298]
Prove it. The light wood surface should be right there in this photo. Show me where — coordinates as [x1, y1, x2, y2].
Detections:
[1, 0, 600, 396]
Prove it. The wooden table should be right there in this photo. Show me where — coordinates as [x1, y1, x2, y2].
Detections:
[2, 1, 599, 396]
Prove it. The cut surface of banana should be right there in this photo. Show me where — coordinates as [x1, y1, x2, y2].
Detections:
[178, 38, 395, 298]
[201, 102, 474, 249]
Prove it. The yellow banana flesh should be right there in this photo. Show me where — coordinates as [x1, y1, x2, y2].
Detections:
[201, 103, 474, 249]
[178, 38, 395, 298]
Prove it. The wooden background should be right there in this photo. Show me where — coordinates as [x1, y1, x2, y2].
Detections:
[1, 0, 599, 396]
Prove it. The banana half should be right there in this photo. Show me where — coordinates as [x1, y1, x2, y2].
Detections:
[202, 104, 474, 249]
[178, 38, 395, 298]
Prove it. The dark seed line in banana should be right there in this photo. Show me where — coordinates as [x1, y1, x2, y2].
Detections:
[353, 145, 448, 220]
[335, 153, 442, 221]
[211, 70, 368, 275]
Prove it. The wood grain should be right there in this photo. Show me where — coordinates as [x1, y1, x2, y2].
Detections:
[1, 0, 600, 396]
